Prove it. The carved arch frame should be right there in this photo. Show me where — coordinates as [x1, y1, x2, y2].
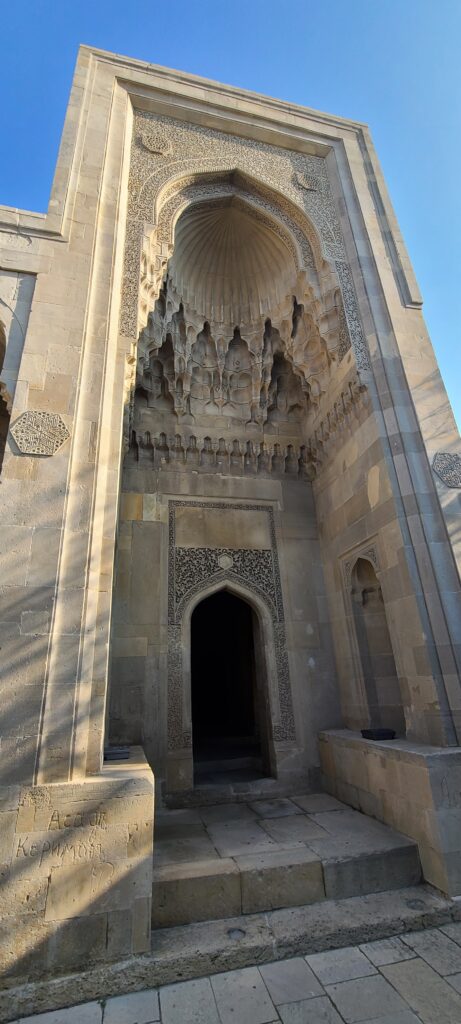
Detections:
[166, 498, 297, 792]
[122, 132, 371, 370]
[173, 577, 281, 789]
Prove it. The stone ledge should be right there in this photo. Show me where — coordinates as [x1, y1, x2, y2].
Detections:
[319, 729, 461, 895]
[0, 748, 155, 985]
[1, 885, 457, 1023]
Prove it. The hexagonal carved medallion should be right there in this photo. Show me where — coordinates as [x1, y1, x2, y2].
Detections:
[432, 452, 461, 488]
[10, 411, 70, 456]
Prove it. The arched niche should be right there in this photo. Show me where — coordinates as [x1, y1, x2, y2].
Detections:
[132, 172, 343, 439]
[167, 576, 285, 792]
[350, 557, 406, 735]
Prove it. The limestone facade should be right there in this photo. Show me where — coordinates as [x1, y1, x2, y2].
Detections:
[0, 46, 461, 980]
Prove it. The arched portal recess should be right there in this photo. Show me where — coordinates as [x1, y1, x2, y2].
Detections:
[351, 557, 406, 735]
[190, 588, 272, 782]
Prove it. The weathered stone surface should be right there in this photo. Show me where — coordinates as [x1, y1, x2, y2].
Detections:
[152, 858, 240, 927]
[381, 958, 461, 1023]
[306, 946, 376, 985]
[400, 926, 461, 975]
[237, 847, 324, 914]
[1, 887, 456, 1022]
[259, 957, 323, 1004]
[0, 752, 154, 980]
[104, 989, 160, 1024]
[358, 936, 416, 966]
[278, 996, 343, 1023]
[326, 974, 410, 1022]
[159, 978, 221, 1024]
[210, 966, 276, 1024]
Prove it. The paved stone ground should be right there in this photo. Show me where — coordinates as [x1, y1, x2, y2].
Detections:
[11, 921, 461, 1023]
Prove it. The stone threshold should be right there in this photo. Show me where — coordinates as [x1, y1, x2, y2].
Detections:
[164, 772, 317, 808]
[2, 885, 459, 1024]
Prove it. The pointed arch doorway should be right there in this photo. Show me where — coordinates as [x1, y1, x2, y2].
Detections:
[190, 588, 271, 781]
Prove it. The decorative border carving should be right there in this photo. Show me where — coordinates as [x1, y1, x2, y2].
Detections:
[432, 452, 461, 488]
[174, 548, 278, 622]
[335, 261, 370, 371]
[167, 500, 294, 749]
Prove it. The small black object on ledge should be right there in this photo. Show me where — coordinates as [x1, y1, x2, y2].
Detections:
[104, 745, 131, 761]
[361, 728, 396, 741]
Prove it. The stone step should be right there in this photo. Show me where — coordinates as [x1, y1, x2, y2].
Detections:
[164, 773, 316, 807]
[152, 828, 421, 928]
[149, 885, 458, 989]
[5, 886, 458, 1023]
[194, 754, 263, 774]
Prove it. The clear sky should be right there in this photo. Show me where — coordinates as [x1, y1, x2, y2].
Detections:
[1, 0, 459, 429]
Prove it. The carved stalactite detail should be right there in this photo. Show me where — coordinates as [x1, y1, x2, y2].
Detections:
[121, 110, 368, 378]
[133, 279, 337, 436]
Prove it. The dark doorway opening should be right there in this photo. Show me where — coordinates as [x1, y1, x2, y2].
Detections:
[191, 589, 266, 781]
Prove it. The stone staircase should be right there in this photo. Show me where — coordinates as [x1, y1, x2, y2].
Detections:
[152, 793, 422, 929]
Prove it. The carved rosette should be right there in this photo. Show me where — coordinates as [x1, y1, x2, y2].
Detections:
[10, 411, 70, 456]
[432, 452, 461, 488]
[167, 500, 295, 750]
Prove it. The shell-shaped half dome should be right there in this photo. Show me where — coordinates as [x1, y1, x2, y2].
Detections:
[169, 196, 297, 327]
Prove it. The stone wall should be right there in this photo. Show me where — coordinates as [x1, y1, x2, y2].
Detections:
[109, 467, 341, 790]
[0, 749, 154, 983]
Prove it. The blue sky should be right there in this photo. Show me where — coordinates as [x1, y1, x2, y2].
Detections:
[1, 0, 459, 428]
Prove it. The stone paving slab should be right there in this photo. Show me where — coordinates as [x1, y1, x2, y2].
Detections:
[206, 820, 279, 857]
[259, 813, 329, 843]
[326, 974, 410, 1021]
[104, 990, 160, 1023]
[249, 799, 303, 819]
[16, 1007, 102, 1024]
[210, 966, 276, 1024]
[440, 920, 461, 946]
[12, 922, 461, 1023]
[159, 977, 220, 1024]
[358, 936, 416, 966]
[306, 946, 376, 985]
[278, 995, 343, 1022]
[259, 957, 323, 1004]
[448, 972, 461, 993]
[401, 925, 461, 974]
[359, 1015, 420, 1024]
[381, 957, 461, 1022]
